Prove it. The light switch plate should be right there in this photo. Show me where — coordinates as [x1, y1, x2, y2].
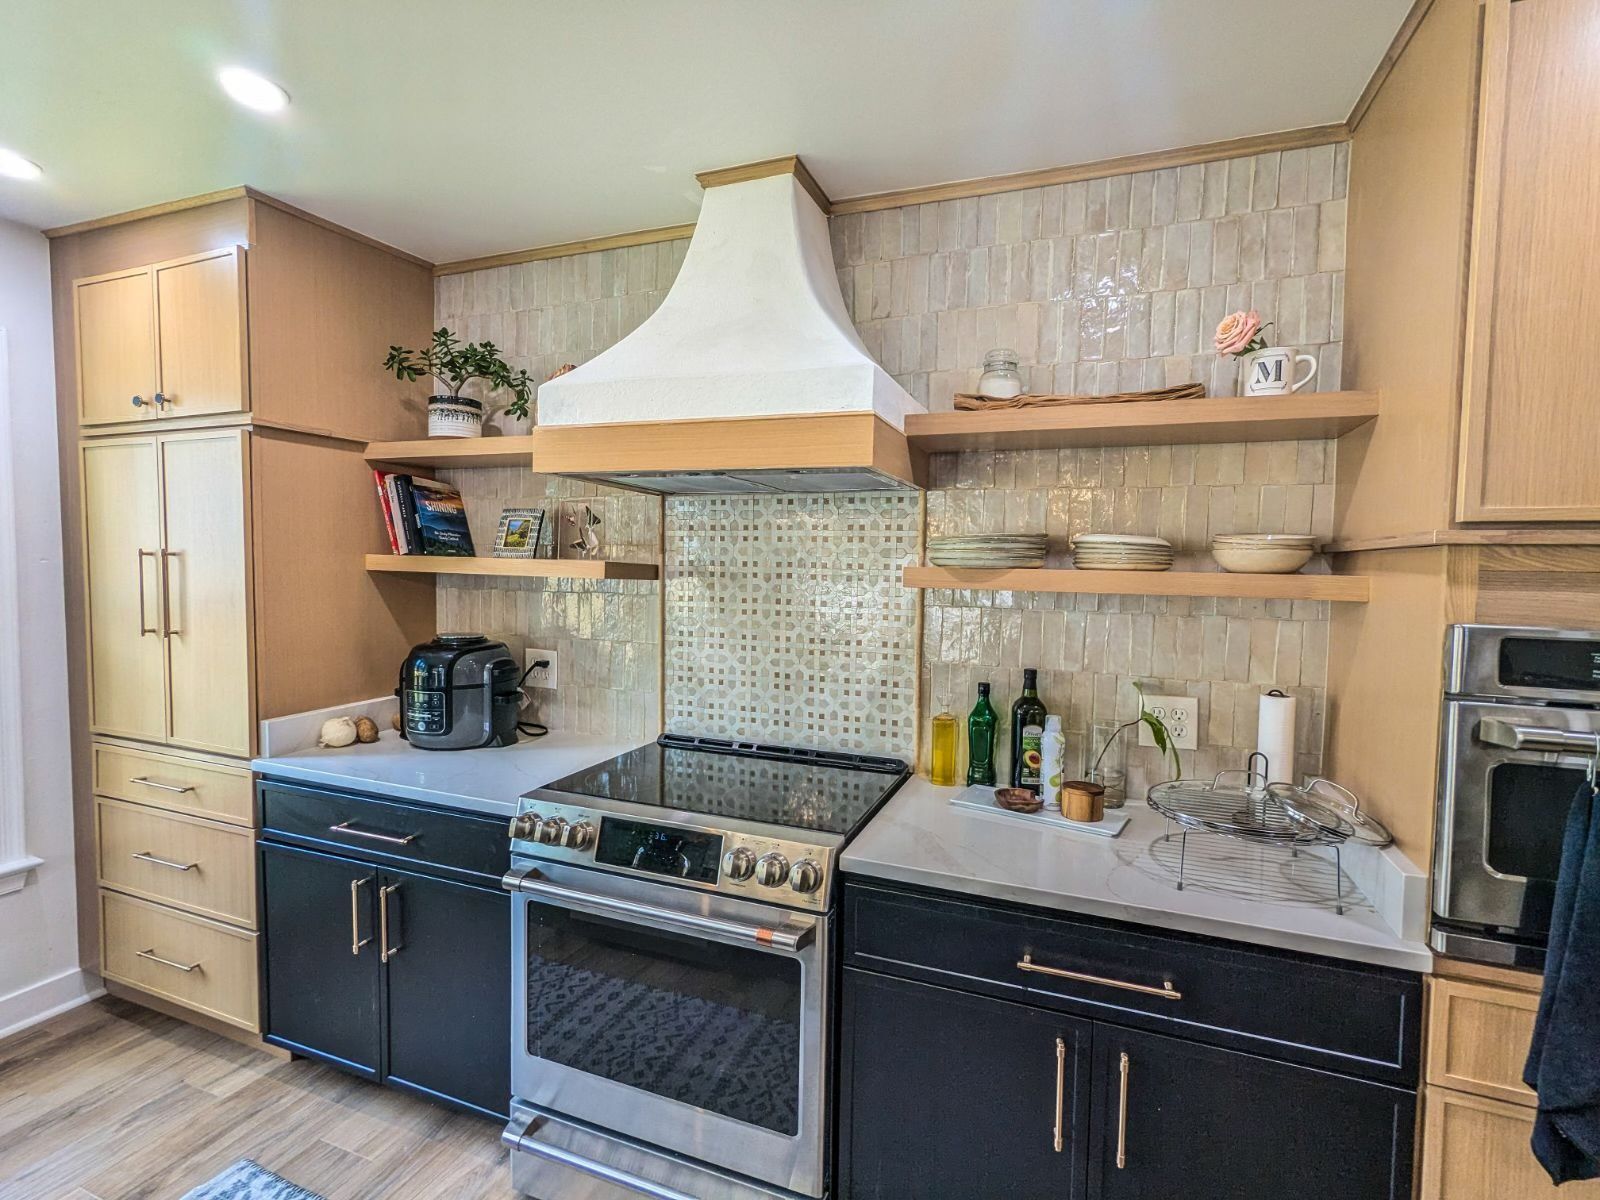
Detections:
[525, 648, 558, 691]
[1138, 695, 1199, 750]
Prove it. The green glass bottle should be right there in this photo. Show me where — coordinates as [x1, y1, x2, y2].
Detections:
[1010, 668, 1048, 792]
[966, 682, 998, 787]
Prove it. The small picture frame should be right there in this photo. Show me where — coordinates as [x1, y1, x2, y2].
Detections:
[492, 507, 547, 559]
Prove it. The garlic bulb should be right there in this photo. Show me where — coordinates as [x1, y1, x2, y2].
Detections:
[354, 716, 380, 744]
[318, 717, 359, 748]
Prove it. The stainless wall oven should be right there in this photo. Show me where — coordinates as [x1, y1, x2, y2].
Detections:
[1433, 624, 1600, 967]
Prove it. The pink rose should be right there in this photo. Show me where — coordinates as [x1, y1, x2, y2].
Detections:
[1214, 310, 1263, 356]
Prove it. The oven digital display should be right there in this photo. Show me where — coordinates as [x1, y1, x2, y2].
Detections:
[594, 818, 722, 884]
[1499, 637, 1600, 692]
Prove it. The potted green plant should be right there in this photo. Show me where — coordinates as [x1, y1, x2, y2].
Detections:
[1083, 683, 1183, 807]
[383, 327, 534, 438]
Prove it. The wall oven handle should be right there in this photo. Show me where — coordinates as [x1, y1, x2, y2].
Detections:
[1478, 718, 1600, 756]
[502, 867, 815, 952]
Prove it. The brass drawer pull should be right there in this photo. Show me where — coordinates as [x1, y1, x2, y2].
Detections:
[136, 549, 158, 636]
[131, 850, 198, 872]
[1017, 954, 1182, 1001]
[130, 776, 195, 794]
[329, 821, 418, 846]
[1116, 1051, 1130, 1169]
[350, 877, 371, 955]
[379, 882, 402, 962]
[1052, 1036, 1067, 1153]
[138, 948, 200, 973]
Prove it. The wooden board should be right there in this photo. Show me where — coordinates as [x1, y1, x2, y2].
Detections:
[365, 554, 660, 581]
[364, 434, 538, 470]
[906, 392, 1379, 452]
[901, 566, 1369, 602]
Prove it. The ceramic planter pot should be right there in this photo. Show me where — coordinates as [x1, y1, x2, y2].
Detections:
[427, 395, 484, 438]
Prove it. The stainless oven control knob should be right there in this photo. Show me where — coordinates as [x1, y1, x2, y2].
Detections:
[788, 859, 823, 894]
[508, 813, 540, 841]
[562, 820, 595, 850]
[754, 852, 790, 887]
[722, 847, 757, 881]
[536, 817, 568, 845]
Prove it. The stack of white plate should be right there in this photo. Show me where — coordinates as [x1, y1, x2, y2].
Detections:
[1070, 533, 1174, 571]
[927, 534, 1048, 569]
[1211, 533, 1317, 574]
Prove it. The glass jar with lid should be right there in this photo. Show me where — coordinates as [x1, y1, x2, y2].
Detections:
[977, 348, 1023, 399]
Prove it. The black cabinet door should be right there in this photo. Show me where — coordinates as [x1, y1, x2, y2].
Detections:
[839, 968, 1091, 1200]
[1090, 1025, 1416, 1200]
[380, 867, 510, 1118]
[260, 842, 381, 1076]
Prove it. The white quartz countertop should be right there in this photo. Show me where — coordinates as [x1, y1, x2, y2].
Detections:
[842, 778, 1434, 973]
[252, 731, 637, 818]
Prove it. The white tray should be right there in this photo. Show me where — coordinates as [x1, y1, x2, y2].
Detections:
[951, 785, 1130, 839]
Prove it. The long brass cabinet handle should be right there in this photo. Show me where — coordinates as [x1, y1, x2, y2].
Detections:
[1017, 954, 1182, 1001]
[330, 821, 418, 846]
[138, 948, 200, 973]
[159, 549, 180, 637]
[1052, 1036, 1067, 1153]
[1116, 1051, 1130, 1169]
[379, 883, 401, 962]
[136, 549, 158, 635]
[350, 878, 371, 956]
[130, 776, 195, 795]
[132, 850, 197, 872]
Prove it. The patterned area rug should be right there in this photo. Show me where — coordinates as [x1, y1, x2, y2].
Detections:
[180, 1159, 326, 1200]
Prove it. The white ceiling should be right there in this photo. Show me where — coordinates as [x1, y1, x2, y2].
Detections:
[1, 1, 1410, 263]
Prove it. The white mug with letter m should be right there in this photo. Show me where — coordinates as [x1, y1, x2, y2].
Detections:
[1242, 346, 1318, 396]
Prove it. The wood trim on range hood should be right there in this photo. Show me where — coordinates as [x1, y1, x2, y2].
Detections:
[529, 412, 925, 493]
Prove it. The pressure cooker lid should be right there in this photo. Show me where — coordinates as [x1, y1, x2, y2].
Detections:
[434, 632, 491, 648]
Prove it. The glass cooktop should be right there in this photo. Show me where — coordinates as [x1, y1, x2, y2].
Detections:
[538, 735, 910, 837]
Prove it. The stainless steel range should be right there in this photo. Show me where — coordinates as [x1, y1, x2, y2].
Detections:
[501, 734, 909, 1200]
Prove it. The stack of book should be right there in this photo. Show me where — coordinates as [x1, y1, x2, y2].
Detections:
[373, 471, 475, 556]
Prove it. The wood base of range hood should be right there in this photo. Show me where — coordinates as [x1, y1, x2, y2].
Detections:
[529, 412, 926, 491]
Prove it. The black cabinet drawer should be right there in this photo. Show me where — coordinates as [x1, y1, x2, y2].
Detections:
[258, 781, 508, 883]
[842, 880, 1422, 1086]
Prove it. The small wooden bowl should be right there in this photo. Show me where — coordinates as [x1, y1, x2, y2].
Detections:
[1061, 780, 1106, 823]
[995, 787, 1043, 814]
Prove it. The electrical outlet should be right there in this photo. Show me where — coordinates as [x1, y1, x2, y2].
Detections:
[1138, 695, 1199, 751]
[524, 648, 558, 691]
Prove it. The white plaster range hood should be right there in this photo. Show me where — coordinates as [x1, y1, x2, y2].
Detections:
[532, 157, 926, 493]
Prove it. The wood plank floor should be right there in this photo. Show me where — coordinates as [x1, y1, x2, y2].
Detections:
[0, 998, 519, 1199]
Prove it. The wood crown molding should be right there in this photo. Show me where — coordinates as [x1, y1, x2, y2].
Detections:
[1346, 0, 1438, 133]
[431, 222, 695, 277]
[695, 154, 832, 215]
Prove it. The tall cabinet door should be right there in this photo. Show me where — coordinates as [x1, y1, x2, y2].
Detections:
[154, 248, 247, 420]
[75, 267, 157, 426]
[1457, 0, 1600, 521]
[380, 867, 511, 1117]
[1090, 1026, 1416, 1200]
[261, 842, 382, 1076]
[159, 429, 253, 756]
[81, 437, 167, 741]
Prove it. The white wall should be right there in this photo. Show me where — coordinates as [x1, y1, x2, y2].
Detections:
[0, 216, 92, 1038]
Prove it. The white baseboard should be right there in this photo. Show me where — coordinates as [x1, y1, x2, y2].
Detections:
[0, 967, 104, 1042]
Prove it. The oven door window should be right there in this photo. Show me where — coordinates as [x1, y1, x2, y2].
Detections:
[526, 904, 801, 1135]
[1485, 762, 1583, 881]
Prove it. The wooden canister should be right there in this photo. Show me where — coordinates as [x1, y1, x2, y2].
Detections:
[1061, 780, 1106, 823]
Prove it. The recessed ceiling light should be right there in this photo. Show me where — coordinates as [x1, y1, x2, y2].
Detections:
[0, 147, 42, 181]
[219, 66, 289, 113]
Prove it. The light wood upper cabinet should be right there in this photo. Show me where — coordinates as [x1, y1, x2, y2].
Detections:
[1457, 0, 1600, 522]
[75, 268, 157, 425]
[81, 438, 166, 740]
[154, 248, 247, 420]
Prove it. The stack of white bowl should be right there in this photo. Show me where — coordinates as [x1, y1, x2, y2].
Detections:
[1070, 533, 1174, 571]
[926, 534, 1048, 569]
[1210, 533, 1317, 574]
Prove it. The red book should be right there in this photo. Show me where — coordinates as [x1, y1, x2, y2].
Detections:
[373, 469, 401, 554]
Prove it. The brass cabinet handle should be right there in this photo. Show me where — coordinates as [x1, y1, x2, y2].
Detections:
[138, 948, 200, 973]
[130, 776, 195, 794]
[1052, 1036, 1067, 1153]
[379, 882, 402, 962]
[1017, 954, 1182, 1001]
[329, 821, 417, 846]
[1116, 1051, 1130, 1169]
[349, 877, 371, 956]
[132, 850, 197, 872]
[159, 549, 180, 636]
[136, 549, 158, 635]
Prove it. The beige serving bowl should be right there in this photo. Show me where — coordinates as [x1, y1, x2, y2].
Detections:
[1210, 539, 1315, 574]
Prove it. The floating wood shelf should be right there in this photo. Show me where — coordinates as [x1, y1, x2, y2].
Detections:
[905, 391, 1379, 453]
[903, 566, 1369, 602]
[365, 555, 658, 581]
[364, 435, 537, 470]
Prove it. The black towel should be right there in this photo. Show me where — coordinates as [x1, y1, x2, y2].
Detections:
[1524, 780, 1600, 1183]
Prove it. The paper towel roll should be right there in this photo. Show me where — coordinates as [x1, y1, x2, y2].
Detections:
[1256, 690, 1297, 785]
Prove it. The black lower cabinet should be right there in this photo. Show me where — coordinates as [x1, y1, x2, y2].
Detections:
[840, 969, 1091, 1200]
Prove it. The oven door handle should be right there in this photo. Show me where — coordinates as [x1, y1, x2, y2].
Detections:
[502, 866, 815, 953]
[1478, 718, 1600, 756]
